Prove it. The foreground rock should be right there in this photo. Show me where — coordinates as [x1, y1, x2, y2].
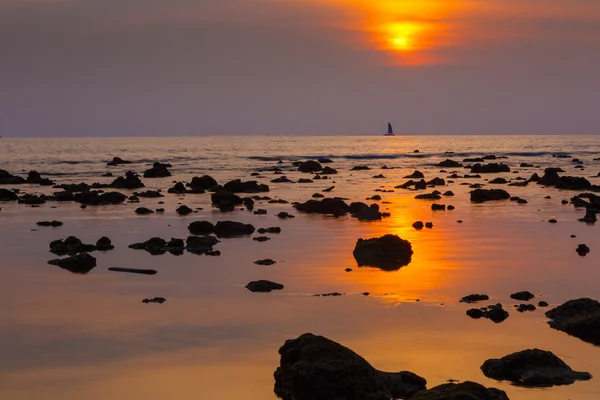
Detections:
[467, 304, 509, 323]
[353, 234, 413, 270]
[470, 189, 510, 203]
[214, 221, 255, 238]
[481, 349, 592, 387]
[273, 333, 426, 400]
[545, 298, 600, 345]
[224, 179, 269, 193]
[0, 188, 18, 201]
[48, 253, 97, 274]
[143, 162, 171, 178]
[410, 381, 509, 400]
[294, 198, 349, 217]
[246, 280, 284, 292]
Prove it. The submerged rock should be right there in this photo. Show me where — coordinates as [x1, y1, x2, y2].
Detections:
[274, 333, 426, 400]
[410, 381, 509, 400]
[246, 280, 283, 292]
[353, 234, 413, 270]
[481, 349, 592, 387]
[545, 298, 600, 345]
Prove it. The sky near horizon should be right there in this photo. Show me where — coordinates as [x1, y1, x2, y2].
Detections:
[1, 0, 599, 136]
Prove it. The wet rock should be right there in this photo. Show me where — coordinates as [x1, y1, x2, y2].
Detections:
[254, 259, 276, 265]
[322, 186, 335, 192]
[467, 304, 509, 323]
[517, 198, 528, 204]
[50, 236, 97, 256]
[277, 212, 295, 219]
[211, 190, 243, 211]
[273, 333, 426, 400]
[351, 165, 371, 171]
[545, 298, 600, 345]
[353, 204, 386, 221]
[427, 177, 445, 186]
[18, 194, 47, 205]
[425, 222, 433, 229]
[143, 163, 171, 178]
[142, 297, 166, 304]
[321, 166, 337, 175]
[555, 176, 592, 191]
[443, 190, 454, 196]
[481, 349, 592, 387]
[312, 193, 324, 198]
[271, 176, 293, 183]
[353, 234, 413, 270]
[404, 170, 424, 179]
[489, 177, 508, 184]
[470, 189, 510, 203]
[106, 156, 132, 166]
[129, 237, 168, 255]
[36, 221, 63, 227]
[253, 209, 267, 215]
[412, 221, 424, 230]
[511, 291, 535, 301]
[258, 227, 282, 234]
[431, 203, 446, 211]
[214, 221, 255, 238]
[96, 236, 114, 251]
[294, 198, 349, 216]
[448, 205, 456, 210]
[437, 159, 463, 168]
[0, 169, 26, 185]
[461, 294, 489, 304]
[367, 195, 382, 201]
[517, 304, 536, 313]
[0, 188, 19, 201]
[167, 181, 187, 194]
[537, 168, 561, 186]
[318, 158, 333, 163]
[246, 280, 283, 292]
[224, 179, 269, 193]
[298, 178, 313, 183]
[415, 192, 442, 200]
[176, 205, 194, 215]
[26, 171, 54, 186]
[135, 207, 154, 215]
[268, 199, 289, 204]
[471, 163, 510, 173]
[109, 267, 157, 275]
[298, 161, 322, 173]
[48, 252, 97, 274]
[410, 381, 509, 400]
[190, 175, 218, 191]
[253, 236, 271, 242]
[576, 244, 590, 256]
[74, 191, 127, 205]
[538, 301, 549, 307]
[54, 182, 91, 193]
[111, 171, 144, 189]
[372, 174, 385, 179]
[186, 235, 219, 254]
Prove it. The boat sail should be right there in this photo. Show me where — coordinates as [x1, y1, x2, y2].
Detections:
[384, 122, 395, 136]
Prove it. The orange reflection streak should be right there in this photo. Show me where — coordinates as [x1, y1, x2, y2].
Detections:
[313, 0, 469, 65]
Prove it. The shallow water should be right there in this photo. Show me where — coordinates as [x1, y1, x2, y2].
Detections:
[1, 135, 599, 399]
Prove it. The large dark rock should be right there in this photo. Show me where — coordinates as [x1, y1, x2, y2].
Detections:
[294, 198, 350, 217]
[188, 221, 215, 235]
[111, 171, 144, 189]
[298, 160, 323, 173]
[404, 170, 424, 179]
[437, 159, 463, 168]
[470, 189, 510, 203]
[0, 170, 26, 185]
[224, 179, 269, 193]
[481, 349, 592, 387]
[273, 333, 426, 400]
[26, 171, 54, 186]
[555, 176, 592, 191]
[190, 175, 218, 191]
[74, 191, 127, 205]
[106, 157, 132, 166]
[246, 280, 284, 292]
[0, 189, 18, 201]
[129, 237, 168, 255]
[54, 182, 91, 193]
[410, 381, 509, 400]
[353, 234, 413, 270]
[48, 252, 97, 274]
[545, 298, 600, 345]
[143, 163, 171, 178]
[96, 236, 114, 251]
[471, 163, 510, 173]
[214, 221, 255, 238]
[211, 190, 243, 212]
[49, 236, 97, 256]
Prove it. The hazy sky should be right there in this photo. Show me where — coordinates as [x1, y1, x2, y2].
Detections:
[1, 0, 599, 136]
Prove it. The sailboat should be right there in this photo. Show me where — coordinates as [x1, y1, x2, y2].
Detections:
[383, 122, 395, 136]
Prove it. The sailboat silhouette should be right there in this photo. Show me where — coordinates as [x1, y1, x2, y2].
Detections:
[384, 122, 395, 136]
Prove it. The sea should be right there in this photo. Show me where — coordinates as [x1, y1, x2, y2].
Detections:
[0, 135, 599, 399]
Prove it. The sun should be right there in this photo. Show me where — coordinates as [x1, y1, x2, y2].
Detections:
[385, 22, 423, 51]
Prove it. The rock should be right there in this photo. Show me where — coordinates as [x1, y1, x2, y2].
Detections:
[254, 259, 276, 265]
[253, 236, 271, 242]
[294, 198, 349, 216]
[18, 194, 47, 205]
[111, 171, 144, 189]
[322, 186, 335, 192]
[0, 169, 26, 185]
[48, 252, 97, 274]
[517, 304, 536, 313]
[186, 235, 219, 254]
[257, 227, 282, 234]
[556, 176, 592, 191]
[187, 221, 215, 236]
[448, 205, 456, 210]
[214, 221, 255, 238]
[318, 158, 333, 163]
[224, 179, 269, 193]
[537, 168, 561, 186]
[298, 161, 323, 173]
[351, 165, 371, 171]
[425, 222, 433, 229]
[431, 203, 446, 211]
[538, 301, 549, 307]
[545, 298, 600, 345]
[106, 156, 132, 166]
[0, 188, 18, 201]
[143, 163, 171, 178]
[273, 333, 426, 400]
[129, 237, 168, 255]
[176, 205, 194, 215]
[108, 267, 157, 275]
[548, 219, 558, 223]
[246, 280, 283, 292]
[135, 190, 163, 198]
[481, 349, 592, 387]
[489, 177, 508, 184]
[404, 170, 424, 179]
[74, 191, 127, 205]
[26, 171, 54, 186]
[135, 207, 154, 215]
[253, 209, 267, 215]
[576, 244, 590, 256]
[142, 297, 166, 304]
[277, 212, 295, 219]
[167, 181, 187, 194]
[471, 163, 510, 173]
[353, 234, 413, 270]
[311, 193, 324, 198]
[211, 190, 243, 211]
[520, 163, 534, 168]
[427, 177, 445, 186]
[461, 294, 489, 304]
[321, 166, 337, 175]
[298, 178, 313, 183]
[412, 221, 424, 230]
[517, 198, 528, 204]
[409, 381, 509, 400]
[443, 190, 454, 196]
[190, 175, 218, 191]
[96, 236, 114, 251]
[511, 291, 535, 301]
[36, 221, 63, 227]
[372, 174, 385, 179]
[470, 189, 510, 203]
[271, 176, 293, 183]
[49, 236, 96, 256]
[437, 159, 463, 168]
[467, 308, 485, 319]
[367, 195, 382, 201]
[415, 192, 442, 200]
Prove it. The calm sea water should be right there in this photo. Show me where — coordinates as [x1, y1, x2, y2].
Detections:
[0, 135, 599, 399]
